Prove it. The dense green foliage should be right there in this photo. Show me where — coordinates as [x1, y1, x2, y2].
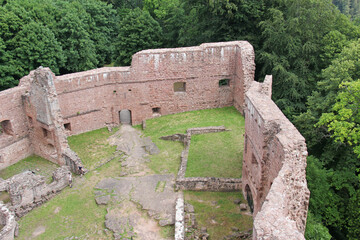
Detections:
[1, 0, 360, 238]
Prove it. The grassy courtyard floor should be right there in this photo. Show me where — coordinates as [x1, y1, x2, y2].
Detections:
[4, 107, 250, 239]
[140, 106, 245, 177]
[0, 155, 58, 183]
[184, 191, 253, 239]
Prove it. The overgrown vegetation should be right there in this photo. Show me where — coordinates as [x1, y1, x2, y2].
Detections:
[184, 191, 253, 239]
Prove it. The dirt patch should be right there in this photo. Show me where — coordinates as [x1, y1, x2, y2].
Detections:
[32, 226, 46, 237]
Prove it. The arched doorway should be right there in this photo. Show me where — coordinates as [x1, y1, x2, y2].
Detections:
[245, 184, 254, 213]
[119, 110, 132, 125]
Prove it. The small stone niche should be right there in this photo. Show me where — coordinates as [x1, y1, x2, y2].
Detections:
[0, 120, 13, 136]
[174, 82, 186, 92]
[152, 107, 161, 114]
[64, 123, 71, 131]
[42, 127, 50, 138]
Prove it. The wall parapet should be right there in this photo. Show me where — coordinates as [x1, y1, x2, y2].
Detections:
[243, 76, 309, 239]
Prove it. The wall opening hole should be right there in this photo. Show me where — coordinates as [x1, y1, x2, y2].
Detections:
[174, 82, 186, 92]
[152, 107, 161, 114]
[245, 184, 254, 213]
[42, 127, 49, 138]
[219, 79, 230, 87]
[128, 89, 132, 92]
[28, 116, 33, 126]
[0, 120, 14, 136]
[64, 123, 71, 131]
[251, 153, 258, 165]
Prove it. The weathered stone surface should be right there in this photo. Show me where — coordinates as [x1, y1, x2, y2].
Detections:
[96, 174, 180, 226]
[243, 76, 309, 239]
[239, 203, 248, 211]
[95, 195, 110, 205]
[2, 166, 71, 218]
[0, 203, 17, 240]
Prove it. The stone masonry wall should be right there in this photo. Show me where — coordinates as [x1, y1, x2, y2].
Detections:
[242, 76, 310, 239]
[0, 85, 32, 170]
[55, 41, 254, 135]
[0, 203, 17, 240]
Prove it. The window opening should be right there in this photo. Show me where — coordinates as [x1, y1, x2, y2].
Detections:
[219, 79, 230, 87]
[174, 82, 186, 92]
[152, 107, 161, 114]
[42, 127, 49, 138]
[0, 120, 13, 136]
[64, 123, 71, 131]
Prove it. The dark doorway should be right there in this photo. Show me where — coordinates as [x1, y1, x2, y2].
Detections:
[245, 184, 254, 213]
[119, 110, 132, 125]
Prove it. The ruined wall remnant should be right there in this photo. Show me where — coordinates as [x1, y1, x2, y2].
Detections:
[0, 166, 71, 218]
[242, 75, 310, 239]
[162, 126, 243, 191]
[0, 203, 17, 240]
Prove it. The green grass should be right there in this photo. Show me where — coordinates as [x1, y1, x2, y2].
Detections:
[141, 106, 244, 177]
[0, 155, 58, 183]
[184, 191, 253, 239]
[186, 130, 243, 178]
[17, 156, 122, 240]
[67, 127, 118, 170]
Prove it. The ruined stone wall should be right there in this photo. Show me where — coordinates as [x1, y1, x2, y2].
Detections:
[0, 84, 32, 170]
[55, 41, 254, 135]
[0, 203, 17, 240]
[242, 76, 309, 239]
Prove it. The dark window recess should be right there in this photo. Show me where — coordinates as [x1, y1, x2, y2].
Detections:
[64, 123, 71, 131]
[174, 82, 186, 92]
[42, 127, 49, 138]
[152, 107, 161, 114]
[251, 153, 258, 165]
[219, 79, 230, 87]
[0, 120, 13, 136]
[28, 116, 33, 126]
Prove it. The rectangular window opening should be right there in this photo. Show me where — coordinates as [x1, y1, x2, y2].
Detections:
[42, 127, 49, 138]
[174, 82, 186, 92]
[219, 79, 230, 87]
[64, 123, 71, 131]
[152, 107, 161, 114]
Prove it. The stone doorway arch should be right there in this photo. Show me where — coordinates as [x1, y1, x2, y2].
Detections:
[245, 184, 254, 213]
[119, 110, 132, 125]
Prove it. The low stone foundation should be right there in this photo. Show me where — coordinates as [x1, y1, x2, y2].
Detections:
[162, 126, 242, 191]
[0, 203, 17, 240]
[175, 194, 185, 240]
[0, 166, 71, 218]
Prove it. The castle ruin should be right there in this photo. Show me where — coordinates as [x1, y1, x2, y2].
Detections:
[0, 41, 309, 239]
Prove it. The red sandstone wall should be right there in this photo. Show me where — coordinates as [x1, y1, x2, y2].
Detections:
[55, 41, 253, 135]
[243, 77, 309, 239]
[0, 85, 32, 169]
